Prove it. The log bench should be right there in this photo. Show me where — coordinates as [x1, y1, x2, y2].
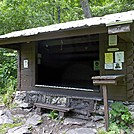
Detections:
[34, 103, 72, 117]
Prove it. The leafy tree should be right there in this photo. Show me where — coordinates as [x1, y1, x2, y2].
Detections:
[0, 49, 17, 94]
[90, 0, 134, 17]
[0, 0, 134, 94]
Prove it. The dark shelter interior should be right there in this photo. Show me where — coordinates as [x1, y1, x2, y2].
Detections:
[36, 34, 100, 90]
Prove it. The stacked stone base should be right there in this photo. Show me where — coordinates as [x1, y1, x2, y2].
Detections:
[14, 91, 100, 118]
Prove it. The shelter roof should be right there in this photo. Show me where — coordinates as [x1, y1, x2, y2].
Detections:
[0, 10, 134, 43]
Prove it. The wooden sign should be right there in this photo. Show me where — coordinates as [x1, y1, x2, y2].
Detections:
[108, 24, 130, 34]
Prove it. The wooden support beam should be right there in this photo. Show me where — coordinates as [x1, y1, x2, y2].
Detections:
[44, 34, 99, 47]
[102, 85, 109, 131]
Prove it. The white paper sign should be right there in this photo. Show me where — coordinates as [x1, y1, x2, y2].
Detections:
[24, 60, 28, 68]
[105, 63, 114, 69]
[109, 35, 117, 46]
[114, 62, 122, 70]
[115, 51, 124, 63]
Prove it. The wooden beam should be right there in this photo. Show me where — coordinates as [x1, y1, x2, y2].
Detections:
[17, 50, 21, 91]
[47, 43, 99, 54]
[0, 44, 21, 50]
[44, 34, 99, 46]
[0, 25, 106, 45]
[130, 32, 134, 42]
[102, 85, 109, 131]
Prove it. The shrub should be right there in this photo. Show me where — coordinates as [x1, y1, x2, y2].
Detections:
[3, 83, 15, 108]
[48, 110, 58, 119]
[109, 102, 133, 133]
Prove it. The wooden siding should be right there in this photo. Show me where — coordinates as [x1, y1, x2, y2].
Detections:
[20, 38, 102, 99]
[100, 35, 127, 100]
[19, 33, 134, 101]
[20, 42, 36, 90]
[17, 50, 21, 91]
[126, 42, 134, 99]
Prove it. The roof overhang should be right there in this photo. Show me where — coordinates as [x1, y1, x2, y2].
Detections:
[0, 10, 134, 45]
[0, 24, 106, 45]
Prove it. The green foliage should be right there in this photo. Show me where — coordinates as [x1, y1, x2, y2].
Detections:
[48, 110, 58, 119]
[0, 48, 17, 94]
[91, 0, 134, 17]
[0, 111, 23, 133]
[0, 122, 23, 134]
[110, 102, 132, 129]
[108, 123, 122, 134]
[109, 102, 133, 133]
[3, 83, 15, 108]
[97, 102, 133, 134]
[1, 0, 134, 35]
[98, 123, 127, 134]
[0, 0, 133, 98]
[0, 0, 83, 35]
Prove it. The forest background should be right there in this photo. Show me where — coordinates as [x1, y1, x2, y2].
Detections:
[0, 0, 134, 94]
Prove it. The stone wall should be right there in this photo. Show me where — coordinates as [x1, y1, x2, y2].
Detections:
[14, 91, 98, 118]
[14, 91, 134, 119]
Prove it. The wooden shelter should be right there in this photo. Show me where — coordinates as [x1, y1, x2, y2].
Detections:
[0, 10, 134, 101]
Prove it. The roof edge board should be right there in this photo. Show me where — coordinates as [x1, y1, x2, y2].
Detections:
[106, 20, 133, 27]
[0, 25, 107, 46]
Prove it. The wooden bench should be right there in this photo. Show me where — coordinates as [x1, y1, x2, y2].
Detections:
[34, 103, 72, 117]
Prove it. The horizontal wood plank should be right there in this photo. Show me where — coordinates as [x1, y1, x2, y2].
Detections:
[34, 103, 72, 112]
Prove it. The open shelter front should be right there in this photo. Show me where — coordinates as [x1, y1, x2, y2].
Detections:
[0, 10, 134, 102]
[36, 35, 100, 90]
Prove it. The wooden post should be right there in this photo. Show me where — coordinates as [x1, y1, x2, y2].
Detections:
[102, 85, 109, 131]
[92, 75, 125, 131]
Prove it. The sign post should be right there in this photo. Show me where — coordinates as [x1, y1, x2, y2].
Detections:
[92, 75, 125, 131]
[102, 84, 109, 131]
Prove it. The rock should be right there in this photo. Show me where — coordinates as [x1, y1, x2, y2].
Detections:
[0, 109, 4, 116]
[23, 108, 32, 112]
[7, 126, 20, 134]
[0, 114, 13, 124]
[19, 102, 32, 108]
[130, 111, 134, 120]
[66, 128, 97, 134]
[5, 110, 12, 118]
[13, 114, 25, 118]
[128, 105, 134, 112]
[95, 122, 104, 129]
[25, 113, 42, 126]
[63, 118, 87, 125]
[57, 97, 67, 106]
[0, 104, 5, 109]
[42, 113, 49, 117]
[84, 121, 96, 128]
[14, 91, 27, 104]
[97, 105, 104, 115]
[10, 108, 23, 115]
[92, 116, 104, 122]
[120, 129, 125, 134]
[7, 125, 30, 134]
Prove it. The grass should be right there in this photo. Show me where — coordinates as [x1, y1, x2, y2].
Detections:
[0, 122, 23, 134]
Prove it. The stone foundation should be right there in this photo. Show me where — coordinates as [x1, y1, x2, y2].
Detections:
[14, 91, 134, 119]
[14, 91, 99, 118]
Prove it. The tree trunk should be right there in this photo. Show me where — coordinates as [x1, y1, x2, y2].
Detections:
[80, 0, 92, 18]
